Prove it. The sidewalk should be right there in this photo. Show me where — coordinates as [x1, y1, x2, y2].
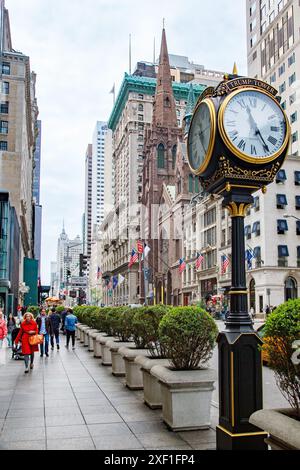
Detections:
[0, 338, 217, 450]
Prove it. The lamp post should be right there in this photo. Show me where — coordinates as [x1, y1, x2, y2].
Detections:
[284, 213, 300, 222]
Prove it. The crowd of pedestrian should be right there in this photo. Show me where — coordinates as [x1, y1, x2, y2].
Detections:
[0, 306, 78, 374]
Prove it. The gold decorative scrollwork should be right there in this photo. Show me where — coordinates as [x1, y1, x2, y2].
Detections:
[217, 156, 281, 182]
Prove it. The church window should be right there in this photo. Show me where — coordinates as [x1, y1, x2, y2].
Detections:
[157, 144, 165, 169]
[189, 174, 194, 193]
[172, 145, 177, 169]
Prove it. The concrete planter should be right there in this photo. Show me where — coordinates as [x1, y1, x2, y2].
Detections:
[91, 331, 104, 357]
[76, 324, 82, 340]
[94, 333, 106, 358]
[135, 356, 170, 409]
[250, 409, 300, 450]
[109, 341, 135, 377]
[151, 365, 216, 431]
[84, 328, 93, 347]
[80, 326, 90, 343]
[87, 329, 98, 351]
[100, 336, 116, 366]
[119, 347, 149, 390]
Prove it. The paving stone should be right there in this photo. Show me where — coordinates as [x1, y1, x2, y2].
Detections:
[93, 435, 143, 450]
[46, 424, 90, 439]
[6, 408, 44, 418]
[45, 414, 85, 427]
[83, 413, 123, 425]
[128, 421, 169, 434]
[0, 426, 46, 442]
[2, 417, 46, 429]
[178, 429, 217, 445]
[47, 437, 95, 450]
[0, 440, 46, 450]
[136, 431, 187, 448]
[88, 422, 132, 437]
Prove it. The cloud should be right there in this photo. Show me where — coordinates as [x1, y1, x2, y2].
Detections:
[6, 0, 247, 283]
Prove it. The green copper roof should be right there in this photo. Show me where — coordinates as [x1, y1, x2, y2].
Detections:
[108, 73, 205, 131]
[185, 83, 197, 117]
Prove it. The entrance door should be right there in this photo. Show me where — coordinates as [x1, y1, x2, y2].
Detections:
[183, 294, 189, 306]
[285, 277, 297, 302]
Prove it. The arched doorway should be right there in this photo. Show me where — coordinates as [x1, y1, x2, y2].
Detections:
[285, 277, 298, 302]
[249, 279, 256, 310]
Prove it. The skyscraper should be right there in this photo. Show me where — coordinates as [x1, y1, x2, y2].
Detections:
[84, 144, 93, 258]
[246, 0, 300, 312]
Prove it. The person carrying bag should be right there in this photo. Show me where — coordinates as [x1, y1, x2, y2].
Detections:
[15, 312, 39, 373]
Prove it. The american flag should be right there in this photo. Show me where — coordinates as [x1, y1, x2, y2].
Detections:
[221, 255, 230, 275]
[137, 240, 144, 254]
[195, 252, 204, 270]
[129, 248, 139, 268]
[179, 258, 186, 274]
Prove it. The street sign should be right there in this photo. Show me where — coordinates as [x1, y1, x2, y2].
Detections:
[70, 276, 87, 287]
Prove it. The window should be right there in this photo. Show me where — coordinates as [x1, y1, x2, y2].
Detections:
[279, 82, 286, 94]
[0, 141, 7, 151]
[276, 169, 287, 183]
[290, 93, 296, 105]
[289, 73, 296, 86]
[292, 131, 298, 143]
[297, 221, 300, 236]
[195, 178, 200, 193]
[172, 145, 177, 170]
[0, 102, 9, 114]
[245, 225, 252, 240]
[252, 221, 261, 237]
[2, 62, 10, 75]
[254, 246, 262, 267]
[0, 121, 8, 134]
[138, 114, 144, 121]
[277, 194, 287, 209]
[277, 219, 288, 234]
[270, 72, 276, 83]
[281, 101, 286, 110]
[157, 143, 165, 169]
[188, 174, 194, 193]
[295, 172, 300, 186]
[278, 245, 289, 266]
[288, 53, 295, 67]
[279, 63, 285, 76]
[297, 247, 300, 267]
[291, 112, 297, 124]
[1, 82, 9, 95]
[138, 94, 144, 100]
[138, 103, 143, 112]
[296, 196, 300, 210]
[253, 196, 260, 211]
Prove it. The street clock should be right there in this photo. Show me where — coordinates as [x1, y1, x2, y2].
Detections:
[187, 77, 290, 195]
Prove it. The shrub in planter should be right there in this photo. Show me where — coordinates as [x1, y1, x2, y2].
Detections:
[27, 306, 40, 318]
[110, 307, 132, 341]
[118, 308, 146, 348]
[132, 306, 168, 357]
[158, 307, 218, 370]
[262, 299, 300, 418]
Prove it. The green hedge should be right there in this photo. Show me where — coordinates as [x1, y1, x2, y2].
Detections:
[263, 299, 300, 417]
[77, 305, 218, 369]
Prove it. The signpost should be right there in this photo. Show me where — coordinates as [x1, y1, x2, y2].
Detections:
[187, 72, 290, 450]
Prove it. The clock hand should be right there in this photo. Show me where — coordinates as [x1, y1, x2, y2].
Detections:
[255, 129, 269, 152]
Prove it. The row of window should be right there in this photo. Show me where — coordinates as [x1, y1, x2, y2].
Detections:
[277, 72, 296, 93]
[276, 170, 300, 184]
[157, 144, 177, 170]
[246, 218, 300, 238]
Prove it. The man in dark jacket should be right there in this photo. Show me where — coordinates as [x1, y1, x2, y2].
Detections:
[61, 309, 68, 335]
[36, 309, 53, 357]
[49, 307, 61, 350]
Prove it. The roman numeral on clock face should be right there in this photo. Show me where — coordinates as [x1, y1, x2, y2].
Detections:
[251, 145, 257, 155]
[268, 135, 278, 146]
[237, 140, 246, 151]
[271, 126, 279, 132]
[226, 120, 236, 127]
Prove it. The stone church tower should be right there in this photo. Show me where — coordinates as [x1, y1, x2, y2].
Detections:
[141, 28, 182, 304]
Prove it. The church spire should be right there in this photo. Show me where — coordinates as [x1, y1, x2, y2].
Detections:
[152, 27, 177, 129]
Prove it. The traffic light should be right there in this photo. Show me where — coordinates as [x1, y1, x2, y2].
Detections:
[79, 254, 88, 276]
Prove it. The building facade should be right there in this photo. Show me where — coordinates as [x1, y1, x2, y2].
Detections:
[246, 0, 300, 310]
[0, 1, 39, 312]
[84, 144, 93, 258]
[55, 226, 82, 298]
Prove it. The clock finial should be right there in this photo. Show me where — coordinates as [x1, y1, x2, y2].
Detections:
[232, 62, 238, 75]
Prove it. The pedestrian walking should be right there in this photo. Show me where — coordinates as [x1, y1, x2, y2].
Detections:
[36, 308, 53, 357]
[6, 314, 16, 348]
[14, 313, 39, 373]
[250, 306, 255, 321]
[49, 307, 61, 350]
[65, 308, 78, 350]
[61, 308, 68, 335]
[0, 311, 8, 348]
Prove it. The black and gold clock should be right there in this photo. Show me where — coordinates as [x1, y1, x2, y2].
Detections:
[218, 87, 290, 165]
[187, 98, 216, 175]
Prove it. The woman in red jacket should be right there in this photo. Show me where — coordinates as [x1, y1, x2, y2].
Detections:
[15, 312, 39, 373]
[0, 311, 8, 348]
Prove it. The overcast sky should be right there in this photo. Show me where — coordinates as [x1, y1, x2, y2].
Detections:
[7, 0, 247, 284]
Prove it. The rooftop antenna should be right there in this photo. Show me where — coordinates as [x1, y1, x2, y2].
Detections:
[129, 33, 132, 75]
[163, 18, 165, 29]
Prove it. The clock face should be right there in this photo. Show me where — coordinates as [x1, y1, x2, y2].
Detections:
[188, 100, 215, 174]
[220, 89, 288, 162]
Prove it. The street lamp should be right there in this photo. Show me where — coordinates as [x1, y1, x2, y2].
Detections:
[284, 213, 300, 221]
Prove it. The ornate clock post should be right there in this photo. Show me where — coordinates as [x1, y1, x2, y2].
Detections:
[187, 74, 290, 450]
